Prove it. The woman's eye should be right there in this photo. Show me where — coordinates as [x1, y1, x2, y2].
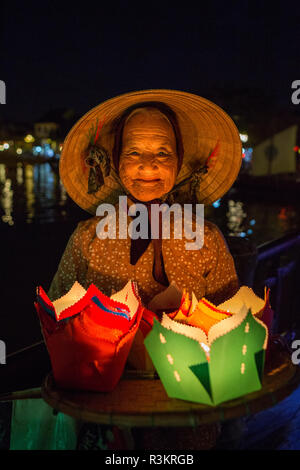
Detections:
[129, 151, 140, 156]
[158, 151, 168, 157]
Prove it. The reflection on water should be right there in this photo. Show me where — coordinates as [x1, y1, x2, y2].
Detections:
[25, 164, 35, 223]
[226, 200, 247, 236]
[0, 161, 69, 225]
[205, 195, 300, 245]
[0, 163, 14, 225]
[0, 161, 299, 245]
[16, 162, 23, 185]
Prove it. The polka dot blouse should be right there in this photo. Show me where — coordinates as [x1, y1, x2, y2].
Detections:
[47, 203, 239, 307]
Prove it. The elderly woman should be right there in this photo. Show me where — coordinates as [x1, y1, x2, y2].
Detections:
[48, 93, 240, 307]
[46, 90, 241, 450]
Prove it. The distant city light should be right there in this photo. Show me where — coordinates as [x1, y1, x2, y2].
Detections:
[239, 133, 248, 143]
[294, 146, 299, 152]
[44, 144, 54, 157]
[249, 219, 256, 225]
[212, 198, 221, 208]
[247, 229, 253, 235]
[240, 232, 246, 237]
[243, 148, 253, 163]
[0, 145, 4, 151]
[3, 143, 9, 149]
[35, 146, 42, 153]
[16, 148, 23, 155]
[24, 134, 35, 143]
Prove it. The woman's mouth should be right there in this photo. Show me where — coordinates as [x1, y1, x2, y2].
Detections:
[134, 178, 162, 185]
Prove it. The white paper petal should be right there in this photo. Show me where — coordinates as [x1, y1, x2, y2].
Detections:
[190, 292, 198, 315]
[161, 313, 208, 346]
[53, 281, 87, 318]
[217, 286, 265, 314]
[110, 280, 140, 319]
[147, 281, 182, 313]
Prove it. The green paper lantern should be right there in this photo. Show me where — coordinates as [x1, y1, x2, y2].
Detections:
[144, 305, 268, 406]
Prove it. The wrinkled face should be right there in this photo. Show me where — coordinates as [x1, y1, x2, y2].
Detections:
[119, 108, 178, 202]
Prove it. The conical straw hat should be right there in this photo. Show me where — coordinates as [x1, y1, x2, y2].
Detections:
[59, 89, 242, 214]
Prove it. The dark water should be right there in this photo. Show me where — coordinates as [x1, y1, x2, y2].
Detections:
[1, 161, 299, 246]
[0, 161, 76, 226]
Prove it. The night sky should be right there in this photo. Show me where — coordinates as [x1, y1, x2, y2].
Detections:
[0, 1, 300, 123]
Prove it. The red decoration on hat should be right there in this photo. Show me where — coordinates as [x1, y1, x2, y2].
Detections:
[94, 117, 106, 145]
[206, 140, 220, 169]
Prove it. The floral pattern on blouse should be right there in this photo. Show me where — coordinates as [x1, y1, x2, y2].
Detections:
[48, 203, 239, 307]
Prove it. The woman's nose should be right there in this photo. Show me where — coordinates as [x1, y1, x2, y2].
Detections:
[137, 154, 158, 170]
